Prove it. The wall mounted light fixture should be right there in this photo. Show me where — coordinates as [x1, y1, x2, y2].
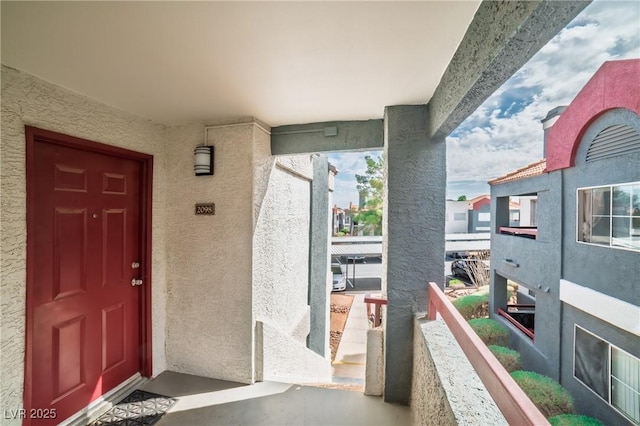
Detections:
[194, 145, 214, 176]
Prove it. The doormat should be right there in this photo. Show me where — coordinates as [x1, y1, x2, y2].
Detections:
[89, 390, 176, 426]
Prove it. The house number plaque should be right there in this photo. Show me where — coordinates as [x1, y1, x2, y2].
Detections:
[195, 203, 215, 215]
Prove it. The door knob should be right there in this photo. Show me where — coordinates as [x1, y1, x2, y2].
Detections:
[131, 279, 143, 286]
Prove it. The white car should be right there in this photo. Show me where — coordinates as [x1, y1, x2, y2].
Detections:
[332, 265, 346, 292]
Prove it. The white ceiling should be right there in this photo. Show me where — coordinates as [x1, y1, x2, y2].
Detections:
[1, 1, 480, 127]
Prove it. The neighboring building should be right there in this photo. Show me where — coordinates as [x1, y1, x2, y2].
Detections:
[489, 60, 640, 425]
[332, 205, 353, 235]
[445, 195, 519, 234]
[467, 195, 492, 233]
[445, 200, 469, 234]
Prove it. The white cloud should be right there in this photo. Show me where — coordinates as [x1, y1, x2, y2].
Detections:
[447, 0, 640, 186]
[329, 1, 639, 206]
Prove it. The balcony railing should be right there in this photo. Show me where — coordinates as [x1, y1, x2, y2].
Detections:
[365, 293, 387, 327]
[427, 282, 549, 426]
[498, 305, 535, 340]
[499, 226, 538, 239]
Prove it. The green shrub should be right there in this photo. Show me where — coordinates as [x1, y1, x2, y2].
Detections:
[511, 371, 574, 417]
[488, 345, 521, 372]
[448, 279, 466, 289]
[453, 293, 489, 320]
[548, 414, 603, 426]
[468, 318, 509, 346]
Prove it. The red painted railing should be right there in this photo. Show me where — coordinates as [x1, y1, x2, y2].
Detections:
[427, 282, 549, 426]
[498, 308, 535, 340]
[364, 294, 387, 327]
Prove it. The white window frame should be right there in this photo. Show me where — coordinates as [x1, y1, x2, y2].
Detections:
[573, 325, 640, 424]
[576, 181, 640, 253]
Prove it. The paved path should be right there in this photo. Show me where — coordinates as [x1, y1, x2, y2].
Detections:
[331, 292, 369, 384]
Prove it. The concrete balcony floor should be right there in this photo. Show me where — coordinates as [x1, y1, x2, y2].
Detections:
[141, 371, 410, 425]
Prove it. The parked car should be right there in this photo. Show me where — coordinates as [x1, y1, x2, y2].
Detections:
[341, 254, 366, 263]
[450, 259, 489, 284]
[332, 265, 346, 292]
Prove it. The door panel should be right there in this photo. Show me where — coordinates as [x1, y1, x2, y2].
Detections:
[28, 137, 143, 425]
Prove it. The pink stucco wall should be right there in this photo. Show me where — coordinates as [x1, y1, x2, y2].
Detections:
[545, 59, 640, 172]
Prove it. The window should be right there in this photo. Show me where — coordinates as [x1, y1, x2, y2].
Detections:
[478, 212, 491, 222]
[577, 182, 640, 251]
[453, 212, 466, 221]
[530, 200, 537, 226]
[574, 326, 640, 424]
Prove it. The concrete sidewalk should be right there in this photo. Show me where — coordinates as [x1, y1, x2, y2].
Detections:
[331, 292, 369, 384]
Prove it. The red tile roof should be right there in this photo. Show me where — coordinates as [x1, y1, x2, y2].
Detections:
[488, 159, 547, 185]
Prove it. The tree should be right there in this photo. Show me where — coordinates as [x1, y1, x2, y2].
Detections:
[354, 155, 384, 235]
[457, 195, 467, 201]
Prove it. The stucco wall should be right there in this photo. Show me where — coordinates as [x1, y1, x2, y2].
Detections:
[253, 157, 312, 338]
[164, 122, 268, 384]
[383, 105, 446, 403]
[560, 305, 640, 425]
[411, 316, 507, 426]
[252, 155, 332, 380]
[0, 66, 169, 419]
[557, 108, 640, 424]
[562, 109, 640, 306]
[490, 172, 563, 380]
[257, 321, 331, 382]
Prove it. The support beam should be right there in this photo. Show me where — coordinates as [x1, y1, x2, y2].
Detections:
[308, 155, 330, 356]
[271, 120, 383, 155]
[383, 105, 445, 404]
[429, 0, 590, 139]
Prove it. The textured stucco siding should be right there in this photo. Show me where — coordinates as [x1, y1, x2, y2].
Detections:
[258, 321, 331, 382]
[562, 109, 640, 306]
[556, 108, 640, 425]
[383, 105, 446, 403]
[411, 316, 507, 426]
[164, 123, 266, 384]
[0, 66, 169, 420]
[253, 158, 312, 335]
[253, 155, 331, 380]
[560, 305, 640, 425]
[490, 170, 563, 379]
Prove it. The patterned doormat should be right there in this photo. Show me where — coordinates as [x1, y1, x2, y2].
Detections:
[90, 390, 176, 426]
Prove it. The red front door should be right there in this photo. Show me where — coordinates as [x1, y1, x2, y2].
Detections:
[27, 132, 144, 425]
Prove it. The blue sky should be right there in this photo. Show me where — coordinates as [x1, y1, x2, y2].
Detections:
[328, 0, 640, 209]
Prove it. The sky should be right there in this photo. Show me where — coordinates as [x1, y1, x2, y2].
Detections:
[328, 0, 640, 209]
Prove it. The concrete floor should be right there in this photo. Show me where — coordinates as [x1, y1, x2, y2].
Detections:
[141, 371, 410, 425]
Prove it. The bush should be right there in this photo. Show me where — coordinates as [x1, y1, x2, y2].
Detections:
[511, 371, 574, 417]
[448, 279, 466, 289]
[468, 318, 509, 346]
[488, 345, 521, 372]
[453, 293, 488, 320]
[548, 414, 603, 426]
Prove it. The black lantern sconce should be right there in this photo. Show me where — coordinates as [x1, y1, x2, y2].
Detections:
[194, 145, 214, 176]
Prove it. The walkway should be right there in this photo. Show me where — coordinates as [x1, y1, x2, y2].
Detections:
[332, 292, 369, 384]
[142, 371, 410, 425]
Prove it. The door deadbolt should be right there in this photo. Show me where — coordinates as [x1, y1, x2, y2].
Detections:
[132, 262, 141, 269]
